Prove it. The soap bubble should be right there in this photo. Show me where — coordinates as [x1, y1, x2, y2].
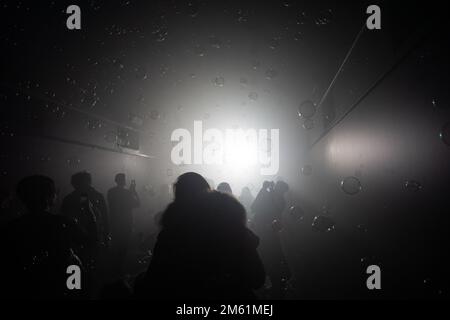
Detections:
[298, 100, 316, 119]
[440, 122, 450, 146]
[271, 219, 282, 232]
[302, 119, 314, 130]
[212, 76, 225, 87]
[312, 215, 335, 232]
[249, 92, 258, 101]
[269, 38, 280, 50]
[294, 31, 302, 41]
[289, 206, 304, 221]
[86, 119, 102, 130]
[405, 180, 423, 192]
[194, 45, 205, 57]
[357, 224, 368, 233]
[341, 177, 362, 195]
[104, 131, 118, 144]
[265, 69, 278, 80]
[208, 36, 222, 49]
[149, 110, 160, 120]
[67, 157, 81, 166]
[301, 165, 312, 176]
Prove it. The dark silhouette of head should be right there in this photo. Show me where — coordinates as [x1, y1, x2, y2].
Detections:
[173, 172, 210, 202]
[71, 171, 92, 192]
[16, 175, 56, 213]
[115, 173, 126, 187]
[262, 180, 273, 191]
[274, 180, 289, 195]
[217, 182, 233, 195]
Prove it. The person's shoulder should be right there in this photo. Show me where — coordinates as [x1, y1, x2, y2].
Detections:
[90, 188, 106, 199]
[62, 191, 76, 202]
[211, 191, 244, 209]
[243, 227, 260, 248]
[107, 186, 118, 194]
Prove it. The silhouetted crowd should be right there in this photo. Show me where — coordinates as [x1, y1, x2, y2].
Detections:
[0, 171, 291, 300]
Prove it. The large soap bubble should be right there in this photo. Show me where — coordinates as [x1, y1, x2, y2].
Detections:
[341, 176, 362, 195]
[312, 215, 336, 232]
[298, 100, 316, 119]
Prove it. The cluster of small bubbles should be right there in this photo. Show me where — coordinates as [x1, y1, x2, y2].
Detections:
[269, 38, 280, 50]
[283, 1, 293, 8]
[138, 253, 152, 265]
[67, 157, 81, 166]
[134, 67, 148, 81]
[188, 1, 200, 18]
[112, 58, 125, 70]
[194, 45, 206, 57]
[86, 119, 102, 130]
[357, 224, 368, 233]
[19, 154, 32, 162]
[153, 26, 168, 42]
[294, 31, 302, 41]
[440, 122, 450, 146]
[265, 69, 278, 80]
[159, 65, 169, 77]
[212, 76, 225, 87]
[302, 119, 314, 130]
[289, 206, 305, 221]
[149, 110, 161, 120]
[321, 204, 332, 216]
[129, 114, 144, 127]
[249, 92, 258, 101]
[40, 156, 51, 162]
[296, 12, 307, 25]
[298, 100, 316, 119]
[104, 131, 118, 144]
[65, 77, 77, 86]
[208, 36, 222, 49]
[431, 99, 437, 108]
[237, 9, 249, 23]
[89, 0, 101, 11]
[315, 9, 333, 26]
[404, 180, 423, 192]
[301, 165, 313, 176]
[312, 215, 336, 232]
[341, 176, 362, 195]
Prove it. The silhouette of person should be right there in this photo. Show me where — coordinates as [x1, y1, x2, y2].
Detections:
[137, 172, 265, 300]
[239, 187, 255, 219]
[217, 182, 233, 195]
[0, 175, 91, 299]
[252, 180, 290, 299]
[61, 171, 109, 293]
[107, 173, 140, 277]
